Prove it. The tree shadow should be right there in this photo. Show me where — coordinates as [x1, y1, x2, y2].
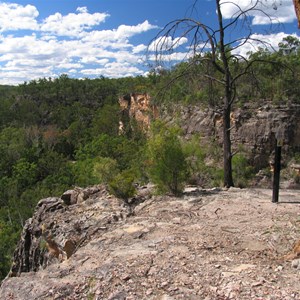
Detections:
[183, 187, 223, 197]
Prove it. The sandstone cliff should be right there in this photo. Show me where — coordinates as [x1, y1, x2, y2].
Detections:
[164, 103, 300, 170]
[1, 185, 300, 299]
[118, 96, 300, 171]
[119, 93, 158, 132]
[119, 97, 300, 170]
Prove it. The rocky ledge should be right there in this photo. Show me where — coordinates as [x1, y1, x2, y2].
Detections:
[0, 185, 300, 299]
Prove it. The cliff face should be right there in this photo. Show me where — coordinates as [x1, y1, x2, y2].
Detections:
[119, 93, 158, 132]
[118, 96, 300, 170]
[8, 185, 132, 277]
[294, 0, 300, 28]
[1, 186, 300, 299]
[165, 103, 300, 169]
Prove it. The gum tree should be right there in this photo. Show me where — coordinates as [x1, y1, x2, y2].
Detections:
[149, 0, 284, 187]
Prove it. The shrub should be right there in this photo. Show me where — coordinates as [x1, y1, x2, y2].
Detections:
[182, 134, 207, 185]
[93, 157, 119, 184]
[146, 121, 188, 196]
[72, 158, 101, 187]
[108, 170, 136, 200]
[232, 153, 254, 188]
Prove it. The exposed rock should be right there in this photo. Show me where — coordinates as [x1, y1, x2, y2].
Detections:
[9, 197, 65, 276]
[291, 258, 300, 269]
[165, 103, 300, 170]
[294, 0, 300, 28]
[119, 93, 158, 132]
[8, 185, 131, 278]
[119, 99, 300, 178]
[61, 185, 104, 205]
[1, 187, 300, 299]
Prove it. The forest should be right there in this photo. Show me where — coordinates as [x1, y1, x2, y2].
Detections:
[0, 35, 300, 279]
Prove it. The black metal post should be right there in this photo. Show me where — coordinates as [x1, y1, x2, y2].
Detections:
[272, 143, 281, 203]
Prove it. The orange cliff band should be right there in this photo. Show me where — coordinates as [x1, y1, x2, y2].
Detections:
[294, 0, 300, 28]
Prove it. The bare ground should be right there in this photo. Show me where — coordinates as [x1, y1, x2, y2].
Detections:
[1, 187, 300, 299]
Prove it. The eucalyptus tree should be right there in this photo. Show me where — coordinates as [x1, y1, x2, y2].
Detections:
[149, 0, 283, 187]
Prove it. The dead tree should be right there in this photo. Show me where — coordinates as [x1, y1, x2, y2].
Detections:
[149, 0, 280, 187]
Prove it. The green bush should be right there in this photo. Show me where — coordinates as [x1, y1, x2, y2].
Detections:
[182, 135, 206, 185]
[146, 121, 188, 196]
[108, 170, 136, 200]
[72, 158, 101, 187]
[209, 167, 224, 187]
[232, 153, 254, 188]
[93, 157, 119, 184]
[0, 217, 21, 280]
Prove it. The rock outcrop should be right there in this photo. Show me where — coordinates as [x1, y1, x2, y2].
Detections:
[294, 0, 300, 28]
[119, 93, 158, 132]
[8, 185, 132, 278]
[1, 186, 300, 299]
[118, 97, 300, 170]
[166, 103, 300, 169]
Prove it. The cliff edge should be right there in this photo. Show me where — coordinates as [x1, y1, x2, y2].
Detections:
[1, 186, 300, 299]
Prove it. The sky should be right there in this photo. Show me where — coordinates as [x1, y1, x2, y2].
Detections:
[0, 0, 299, 85]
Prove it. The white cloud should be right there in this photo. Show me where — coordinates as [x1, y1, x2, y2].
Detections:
[0, 3, 159, 84]
[115, 21, 157, 39]
[0, 2, 39, 32]
[80, 57, 109, 65]
[81, 61, 144, 78]
[148, 51, 192, 62]
[0, 1, 296, 85]
[83, 21, 158, 44]
[148, 36, 188, 52]
[40, 10, 109, 37]
[57, 61, 83, 70]
[220, 0, 296, 25]
[132, 44, 147, 54]
[68, 69, 78, 74]
[232, 32, 300, 57]
[76, 7, 88, 14]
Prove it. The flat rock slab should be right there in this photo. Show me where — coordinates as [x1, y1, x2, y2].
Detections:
[1, 187, 300, 299]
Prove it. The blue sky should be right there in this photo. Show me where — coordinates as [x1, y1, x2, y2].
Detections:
[0, 0, 299, 85]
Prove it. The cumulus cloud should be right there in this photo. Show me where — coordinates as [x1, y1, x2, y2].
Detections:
[76, 7, 88, 14]
[80, 57, 109, 65]
[132, 44, 147, 54]
[81, 61, 144, 78]
[148, 51, 192, 62]
[232, 32, 300, 57]
[40, 10, 109, 37]
[115, 21, 157, 39]
[220, 0, 296, 25]
[0, 2, 159, 84]
[83, 21, 158, 45]
[0, 1, 298, 85]
[148, 36, 188, 52]
[0, 2, 39, 32]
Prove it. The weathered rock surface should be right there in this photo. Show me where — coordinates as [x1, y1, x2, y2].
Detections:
[119, 93, 158, 132]
[9, 185, 132, 277]
[166, 103, 300, 169]
[1, 186, 300, 299]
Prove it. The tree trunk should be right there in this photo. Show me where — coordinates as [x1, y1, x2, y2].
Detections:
[223, 103, 234, 188]
[216, 0, 234, 187]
